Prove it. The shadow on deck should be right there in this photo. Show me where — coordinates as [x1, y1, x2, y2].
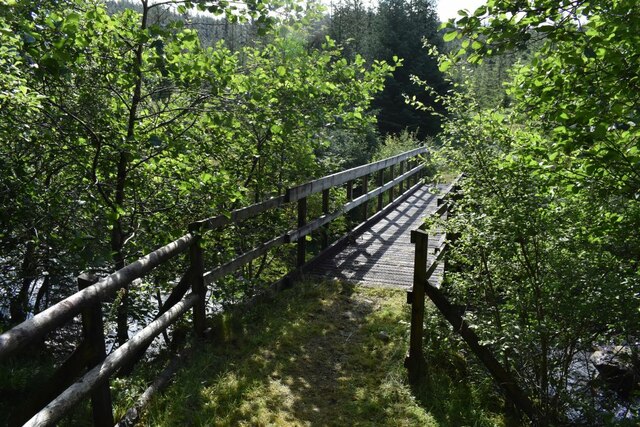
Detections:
[308, 185, 445, 289]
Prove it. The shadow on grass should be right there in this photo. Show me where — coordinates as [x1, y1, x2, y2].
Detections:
[409, 307, 512, 427]
[142, 280, 437, 426]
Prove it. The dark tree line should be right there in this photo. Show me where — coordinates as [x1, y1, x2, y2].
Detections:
[327, 0, 449, 139]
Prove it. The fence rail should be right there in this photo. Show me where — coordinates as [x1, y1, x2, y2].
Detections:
[0, 146, 428, 427]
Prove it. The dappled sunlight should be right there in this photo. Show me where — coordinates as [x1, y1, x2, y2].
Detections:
[142, 280, 443, 426]
[139, 280, 507, 426]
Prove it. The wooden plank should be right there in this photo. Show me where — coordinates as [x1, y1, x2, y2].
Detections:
[0, 233, 196, 361]
[78, 274, 113, 427]
[189, 195, 286, 232]
[425, 243, 447, 280]
[407, 229, 428, 383]
[285, 147, 427, 202]
[115, 351, 189, 427]
[119, 270, 192, 375]
[156, 270, 191, 317]
[443, 173, 464, 195]
[286, 209, 341, 243]
[23, 294, 199, 427]
[434, 233, 447, 252]
[189, 237, 206, 337]
[9, 341, 92, 426]
[433, 201, 448, 218]
[321, 189, 330, 249]
[203, 235, 287, 286]
[191, 151, 430, 233]
[305, 183, 439, 288]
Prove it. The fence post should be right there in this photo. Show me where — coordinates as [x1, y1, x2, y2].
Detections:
[346, 179, 353, 201]
[78, 273, 114, 427]
[189, 234, 206, 337]
[399, 160, 405, 194]
[297, 197, 307, 267]
[406, 158, 413, 187]
[362, 174, 369, 221]
[322, 188, 330, 250]
[406, 229, 428, 384]
[389, 164, 395, 203]
[377, 169, 384, 211]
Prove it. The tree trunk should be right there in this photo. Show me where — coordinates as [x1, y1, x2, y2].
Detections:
[114, 0, 148, 349]
[10, 238, 37, 324]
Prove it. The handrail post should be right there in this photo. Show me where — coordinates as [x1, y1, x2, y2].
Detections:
[407, 157, 417, 188]
[189, 234, 206, 337]
[389, 164, 395, 202]
[377, 169, 384, 212]
[297, 197, 307, 267]
[362, 174, 369, 221]
[321, 189, 330, 250]
[406, 229, 428, 384]
[346, 179, 353, 201]
[78, 273, 114, 427]
[398, 160, 405, 194]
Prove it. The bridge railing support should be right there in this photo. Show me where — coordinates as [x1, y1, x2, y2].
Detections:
[189, 234, 206, 338]
[405, 176, 542, 424]
[406, 229, 428, 384]
[78, 273, 114, 427]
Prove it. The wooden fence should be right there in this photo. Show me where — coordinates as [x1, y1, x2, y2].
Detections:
[405, 174, 541, 424]
[0, 147, 428, 427]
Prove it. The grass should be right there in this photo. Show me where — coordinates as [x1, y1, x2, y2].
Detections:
[140, 279, 508, 426]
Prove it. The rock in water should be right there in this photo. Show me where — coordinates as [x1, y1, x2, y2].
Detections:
[590, 346, 638, 399]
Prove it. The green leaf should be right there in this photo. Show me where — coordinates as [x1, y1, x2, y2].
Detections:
[270, 124, 282, 134]
[443, 31, 458, 42]
[439, 60, 452, 72]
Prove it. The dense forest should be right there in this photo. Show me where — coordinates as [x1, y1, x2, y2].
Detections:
[1, 0, 639, 425]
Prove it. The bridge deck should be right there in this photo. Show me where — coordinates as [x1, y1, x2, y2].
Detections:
[309, 185, 445, 289]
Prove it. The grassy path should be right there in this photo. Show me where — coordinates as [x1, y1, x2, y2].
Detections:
[140, 280, 505, 426]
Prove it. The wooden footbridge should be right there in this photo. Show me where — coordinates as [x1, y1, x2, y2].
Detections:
[0, 147, 460, 426]
[308, 184, 445, 288]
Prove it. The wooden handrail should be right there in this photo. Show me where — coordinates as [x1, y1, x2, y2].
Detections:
[286, 164, 425, 242]
[201, 152, 427, 286]
[203, 235, 287, 286]
[0, 233, 196, 360]
[405, 174, 541, 423]
[285, 146, 427, 202]
[24, 293, 199, 427]
[406, 174, 461, 382]
[190, 195, 286, 232]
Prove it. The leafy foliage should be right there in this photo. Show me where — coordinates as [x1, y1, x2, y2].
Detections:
[0, 0, 394, 339]
[430, 0, 640, 423]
